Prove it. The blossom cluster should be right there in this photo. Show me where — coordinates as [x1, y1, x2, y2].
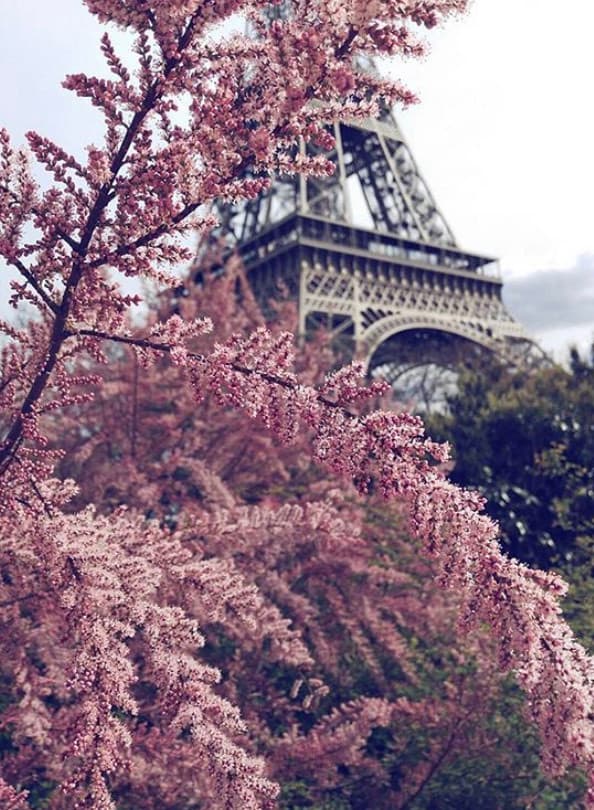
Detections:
[5, 0, 594, 807]
[1, 0, 461, 504]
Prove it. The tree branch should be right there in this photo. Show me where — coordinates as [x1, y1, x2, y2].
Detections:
[65, 326, 362, 418]
[8, 256, 58, 313]
[0, 592, 36, 609]
[0, 19, 198, 474]
[0, 18, 362, 479]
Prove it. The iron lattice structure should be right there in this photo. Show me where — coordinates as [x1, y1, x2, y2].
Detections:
[215, 103, 533, 397]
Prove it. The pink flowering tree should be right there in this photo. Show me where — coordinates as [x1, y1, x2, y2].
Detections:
[1, 1, 594, 808]
[43, 261, 584, 807]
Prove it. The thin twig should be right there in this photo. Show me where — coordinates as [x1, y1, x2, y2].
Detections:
[0, 592, 36, 609]
[7, 256, 58, 313]
[65, 326, 358, 416]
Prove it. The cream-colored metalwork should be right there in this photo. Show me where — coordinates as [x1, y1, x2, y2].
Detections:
[215, 104, 534, 375]
[299, 252, 529, 369]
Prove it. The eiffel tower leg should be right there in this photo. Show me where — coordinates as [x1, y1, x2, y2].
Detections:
[298, 260, 307, 338]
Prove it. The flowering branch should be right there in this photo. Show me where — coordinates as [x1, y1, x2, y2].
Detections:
[2, 0, 419, 490]
[6, 2, 590, 808]
[73, 317, 594, 799]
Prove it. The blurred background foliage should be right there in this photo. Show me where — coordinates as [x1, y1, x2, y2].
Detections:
[426, 347, 594, 572]
[426, 345, 594, 654]
[275, 343, 594, 808]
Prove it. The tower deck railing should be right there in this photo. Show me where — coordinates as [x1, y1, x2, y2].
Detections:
[239, 213, 501, 281]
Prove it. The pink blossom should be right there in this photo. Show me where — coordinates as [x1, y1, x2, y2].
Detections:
[4, 0, 594, 807]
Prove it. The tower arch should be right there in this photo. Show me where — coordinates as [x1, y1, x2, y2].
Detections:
[361, 313, 498, 371]
[213, 96, 536, 408]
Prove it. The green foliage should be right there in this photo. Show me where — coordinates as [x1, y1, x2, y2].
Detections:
[277, 674, 587, 810]
[397, 677, 586, 810]
[279, 781, 351, 809]
[427, 349, 594, 569]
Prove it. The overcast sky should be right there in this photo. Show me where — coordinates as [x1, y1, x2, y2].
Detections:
[390, 0, 594, 358]
[1, 0, 593, 359]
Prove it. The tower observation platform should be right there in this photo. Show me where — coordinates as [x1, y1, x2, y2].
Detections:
[214, 92, 534, 405]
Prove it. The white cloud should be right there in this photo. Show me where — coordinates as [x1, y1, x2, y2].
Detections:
[387, 0, 594, 277]
[504, 254, 594, 330]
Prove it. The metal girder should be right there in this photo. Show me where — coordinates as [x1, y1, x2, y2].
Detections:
[221, 105, 459, 247]
[211, 82, 535, 390]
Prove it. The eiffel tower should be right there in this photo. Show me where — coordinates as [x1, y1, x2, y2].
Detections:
[213, 88, 533, 404]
